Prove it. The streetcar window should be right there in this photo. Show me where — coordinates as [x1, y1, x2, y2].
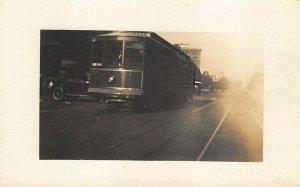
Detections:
[171, 59, 176, 79]
[184, 64, 187, 80]
[124, 42, 144, 69]
[158, 54, 166, 77]
[181, 63, 184, 80]
[92, 40, 123, 68]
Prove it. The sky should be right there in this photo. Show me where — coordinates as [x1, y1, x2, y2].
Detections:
[157, 32, 264, 81]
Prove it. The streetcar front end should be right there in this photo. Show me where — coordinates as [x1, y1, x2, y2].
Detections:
[88, 33, 145, 104]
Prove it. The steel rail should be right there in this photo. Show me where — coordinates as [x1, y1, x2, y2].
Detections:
[92, 101, 215, 159]
[195, 100, 236, 161]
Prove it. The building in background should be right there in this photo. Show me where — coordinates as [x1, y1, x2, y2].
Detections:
[181, 48, 202, 68]
[174, 44, 202, 69]
[40, 30, 111, 77]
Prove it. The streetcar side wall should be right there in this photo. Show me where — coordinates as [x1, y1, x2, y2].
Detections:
[143, 39, 196, 103]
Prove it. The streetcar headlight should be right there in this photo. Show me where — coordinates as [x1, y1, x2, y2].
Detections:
[48, 81, 53, 89]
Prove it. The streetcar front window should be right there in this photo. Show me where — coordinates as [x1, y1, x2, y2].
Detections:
[92, 40, 123, 68]
[124, 41, 144, 69]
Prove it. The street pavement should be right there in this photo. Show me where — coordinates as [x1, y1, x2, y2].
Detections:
[40, 91, 263, 161]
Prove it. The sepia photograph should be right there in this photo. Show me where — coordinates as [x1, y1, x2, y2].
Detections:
[40, 30, 263, 161]
[1, 0, 300, 186]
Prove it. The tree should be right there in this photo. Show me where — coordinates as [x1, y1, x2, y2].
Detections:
[216, 76, 229, 91]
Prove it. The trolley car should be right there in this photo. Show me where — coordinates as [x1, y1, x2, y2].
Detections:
[88, 31, 198, 109]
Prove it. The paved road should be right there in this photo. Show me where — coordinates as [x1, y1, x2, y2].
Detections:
[40, 91, 263, 161]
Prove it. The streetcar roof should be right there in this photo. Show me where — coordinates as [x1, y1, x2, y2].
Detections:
[93, 31, 194, 63]
[96, 31, 152, 38]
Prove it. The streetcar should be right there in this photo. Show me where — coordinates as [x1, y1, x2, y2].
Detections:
[88, 31, 198, 109]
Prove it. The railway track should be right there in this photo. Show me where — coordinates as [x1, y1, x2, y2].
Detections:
[40, 99, 211, 131]
[40, 95, 228, 160]
[194, 101, 235, 161]
[140, 100, 236, 160]
[41, 108, 131, 131]
[92, 101, 216, 159]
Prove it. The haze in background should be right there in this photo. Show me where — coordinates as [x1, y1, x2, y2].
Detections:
[157, 32, 264, 82]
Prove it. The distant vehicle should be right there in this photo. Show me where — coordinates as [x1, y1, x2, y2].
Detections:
[194, 81, 203, 95]
[50, 60, 90, 100]
[88, 31, 198, 110]
[50, 77, 90, 100]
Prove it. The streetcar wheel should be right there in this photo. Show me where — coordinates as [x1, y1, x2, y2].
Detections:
[52, 86, 65, 101]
